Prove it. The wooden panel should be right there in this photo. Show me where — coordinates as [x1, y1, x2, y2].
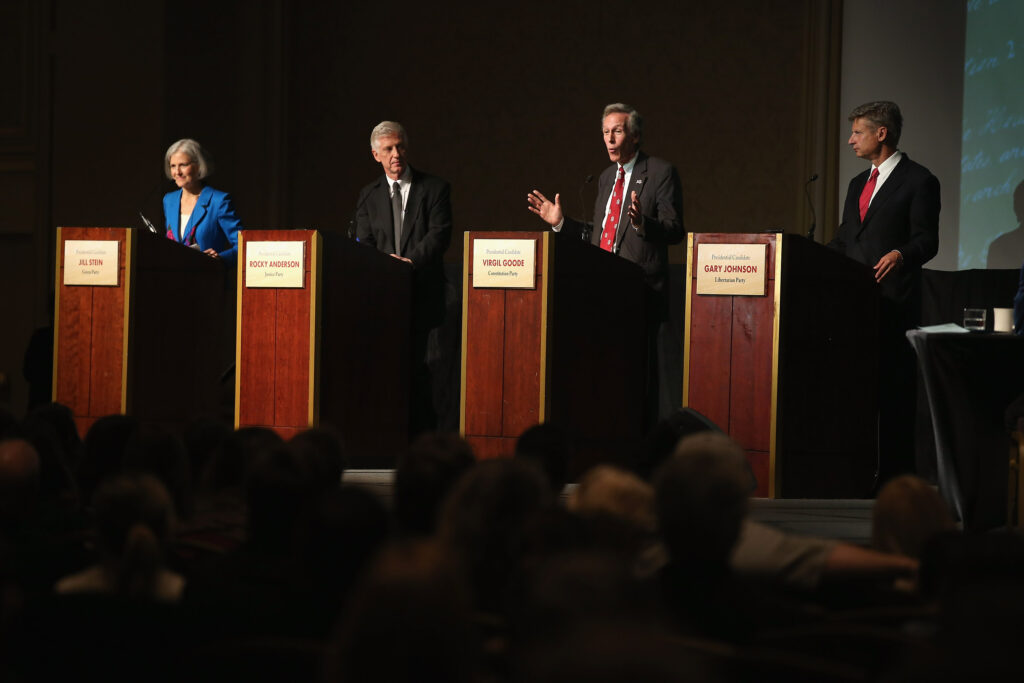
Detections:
[464, 287, 505, 435]
[273, 280, 312, 427]
[55, 284, 92, 414]
[467, 435, 517, 460]
[88, 271, 125, 417]
[728, 292, 774, 452]
[502, 287, 542, 437]
[237, 229, 316, 430]
[686, 287, 733, 430]
[55, 228, 128, 428]
[238, 283, 279, 426]
[688, 233, 779, 498]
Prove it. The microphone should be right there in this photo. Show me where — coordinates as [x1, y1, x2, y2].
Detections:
[578, 174, 594, 242]
[138, 178, 166, 234]
[804, 174, 819, 241]
[139, 212, 159, 234]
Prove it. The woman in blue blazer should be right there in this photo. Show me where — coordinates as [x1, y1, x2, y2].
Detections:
[163, 138, 243, 267]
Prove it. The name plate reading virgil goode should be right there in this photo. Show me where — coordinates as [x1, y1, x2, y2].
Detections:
[245, 241, 305, 288]
[63, 240, 119, 286]
[695, 243, 768, 296]
[472, 238, 537, 289]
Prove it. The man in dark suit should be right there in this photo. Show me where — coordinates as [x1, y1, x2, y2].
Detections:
[829, 100, 940, 483]
[356, 121, 453, 435]
[527, 103, 684, 424]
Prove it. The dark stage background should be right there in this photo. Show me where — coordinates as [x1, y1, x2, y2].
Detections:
[1, 0, 843, 413]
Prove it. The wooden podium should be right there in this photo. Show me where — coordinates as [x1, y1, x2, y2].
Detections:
[461, 231, 647, 477]
[235, 230, 411, 466]
[684, 233, 878, 498]
[54, 227, 228, 436]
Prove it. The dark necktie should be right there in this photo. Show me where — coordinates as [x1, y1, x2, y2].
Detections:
[858, 168, 879, 222]
[600, 167, 625, 252]
[391, 181, 404, 255]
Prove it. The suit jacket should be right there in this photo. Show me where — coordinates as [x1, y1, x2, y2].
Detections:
[355, 168, 453, 328]
[829, 154, 940, 319]
[163, 186, 243, 267]
[563, 151, 684, 294]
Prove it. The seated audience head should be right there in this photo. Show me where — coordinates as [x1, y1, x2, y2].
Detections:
[123, 423, 192, 520]
[439, 459, 552, 611]
[244, 443, 312, 554]
[394, 432, 475, 538]
[872, 474, 956, 559]
[92, 473, 177, 599]
[181, 417, 231, 492]
[637, 408, 723, 481]
[0, 438, 41, 522]
[326, 539, 477, 683]
[654, 432, 750, 573]
[80, 414, 139, 505]
[288, 426, 347, 495]
[296, 484, 390, 607]
[515, 422, 571, 493]
[25, 402, 81, 467]
[569, 465, 656, 534]
[209, 426, 283, 494]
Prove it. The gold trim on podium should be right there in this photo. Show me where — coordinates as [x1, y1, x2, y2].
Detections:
[309, 231, 322, 427]
[234, 232, 245, 429]
[52, 228, 64, 402]
[459, 233, 471, 434]
[120, 230, 134, 414]
[768, 236, 784, 497]
[538, 233, 551, 421]
[681, 232, 695, 406]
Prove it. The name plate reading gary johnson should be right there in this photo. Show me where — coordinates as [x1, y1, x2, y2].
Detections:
[695, 243, 768, 296]
[472, 238, 537, 289]
[63, 240, 119, 286]
[245, 241, 305, 288]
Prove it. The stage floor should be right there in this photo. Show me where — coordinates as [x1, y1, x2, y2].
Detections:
[343, 470, 875, 546]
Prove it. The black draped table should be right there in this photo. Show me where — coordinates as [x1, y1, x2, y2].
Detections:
[908, 329, 1024, 531]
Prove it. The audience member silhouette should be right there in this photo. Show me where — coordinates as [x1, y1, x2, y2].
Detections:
[438, 458, 552, 615]
[325, 539, 479, 683]
[56, 473, 184, 602]
[514, 422, 571, 494]
[394, 432, 475, 538]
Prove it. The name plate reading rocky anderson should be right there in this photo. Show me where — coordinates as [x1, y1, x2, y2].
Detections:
[63, 240, 119, 286]
[695, 243, 768, 296]
[245, 241, 305, 288]
[472, 238, 537, 289]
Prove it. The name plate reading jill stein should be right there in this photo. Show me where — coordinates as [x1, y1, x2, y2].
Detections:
[245, 241, 305, 288]
[63, 240, 119, 286]
[696, 243, 768, 296]
[472, 238, 537, 289]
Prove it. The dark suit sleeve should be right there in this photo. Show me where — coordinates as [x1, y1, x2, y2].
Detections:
[355, 186, 378, 249]
[898, 172, 940, 269]
[404, 180, 452, 269]
[828, 176, 862, 255]
[638, 163, 684, 245]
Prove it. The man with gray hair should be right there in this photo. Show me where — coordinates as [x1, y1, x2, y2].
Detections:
[829, 101, 939, 484]
[526, 103, 684, 424]
[356, 121, 453, 435]
[527, 103, 683, 295]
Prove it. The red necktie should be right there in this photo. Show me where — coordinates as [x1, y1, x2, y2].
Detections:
[600, 167, 625, 252]
[858, 168, 879, 222]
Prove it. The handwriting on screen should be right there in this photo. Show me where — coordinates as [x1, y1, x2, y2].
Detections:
[961, 0, 1024, 269]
